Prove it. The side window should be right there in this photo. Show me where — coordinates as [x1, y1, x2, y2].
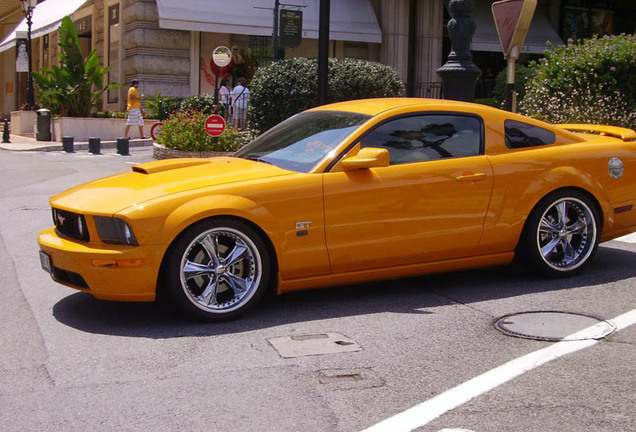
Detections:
[505, 120, 556, 148]
[359, 115, 482, 165]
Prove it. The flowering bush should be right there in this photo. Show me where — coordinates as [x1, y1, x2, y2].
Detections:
[179, 94, 218, 114]
[521, 35, 636, 129]
[156, 109, 245, 152]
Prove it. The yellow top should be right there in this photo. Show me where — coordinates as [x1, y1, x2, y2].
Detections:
[127, 86, 141, 110]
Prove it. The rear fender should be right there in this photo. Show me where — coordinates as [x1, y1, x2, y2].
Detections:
[481, 165, 609, 253]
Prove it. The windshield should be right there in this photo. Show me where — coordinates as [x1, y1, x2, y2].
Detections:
[235, 111, 370, 172]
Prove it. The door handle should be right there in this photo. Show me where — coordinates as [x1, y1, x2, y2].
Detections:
[455, 172, 486, 182]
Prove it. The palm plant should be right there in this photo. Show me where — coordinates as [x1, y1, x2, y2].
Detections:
[33, 16, 121, 117]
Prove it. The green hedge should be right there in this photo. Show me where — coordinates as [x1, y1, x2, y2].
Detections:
[493, 64, 535, 104]
[249, 57, 405, 132]
[179, 94, 218, 115]
[521, 34, 636, 129]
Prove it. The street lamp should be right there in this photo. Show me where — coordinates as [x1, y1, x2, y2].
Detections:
[20, 0, 37, 109]
[436, 0, 482, 102]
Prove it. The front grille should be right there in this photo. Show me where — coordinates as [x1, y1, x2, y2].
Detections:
[52, 208, 90, 242]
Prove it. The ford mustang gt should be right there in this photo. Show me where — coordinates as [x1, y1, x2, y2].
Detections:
[38, 98, 636, 320]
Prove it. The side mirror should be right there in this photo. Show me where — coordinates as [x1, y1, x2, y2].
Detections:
[340, 147, 390, 171]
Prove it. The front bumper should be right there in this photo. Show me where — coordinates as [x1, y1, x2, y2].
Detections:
[38, 227, 166, 301]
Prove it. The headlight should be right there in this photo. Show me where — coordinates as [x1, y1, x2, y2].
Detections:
[94, 216, 138, 246]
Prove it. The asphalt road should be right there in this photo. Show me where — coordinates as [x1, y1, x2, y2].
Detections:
[1, 146, 634, 432]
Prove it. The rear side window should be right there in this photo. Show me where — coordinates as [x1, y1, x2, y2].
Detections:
[505, 120, 556, 148]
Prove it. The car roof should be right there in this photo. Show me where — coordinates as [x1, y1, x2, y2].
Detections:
[308, 98, 597, 148]
[309, 97, 499, 117]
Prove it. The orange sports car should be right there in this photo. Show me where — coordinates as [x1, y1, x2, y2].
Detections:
[38, 98, 636, 321]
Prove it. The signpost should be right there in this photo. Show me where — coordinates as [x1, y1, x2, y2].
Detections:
[257, 1, 305, 61]
[205, 114, 226, 137]
[280, 9, 302, 48]
[209, 46, 231, 142]
[211, 46, 232, 105]
[492, 0, 537, 112]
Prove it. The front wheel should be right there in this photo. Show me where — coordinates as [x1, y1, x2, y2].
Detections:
[518, 190, 600, 277]
[162, 218, 271, 321]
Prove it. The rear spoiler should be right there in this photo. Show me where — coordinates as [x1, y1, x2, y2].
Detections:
[557, 124, 636, 141]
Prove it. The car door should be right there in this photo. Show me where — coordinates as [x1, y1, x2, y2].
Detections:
[323, 113, 494, 273]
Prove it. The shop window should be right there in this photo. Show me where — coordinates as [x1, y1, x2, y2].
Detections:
[41, 34, 50, 68]
[561, 1, 615, 40]
[74, 15, 92, 58]
[107, 4, 120, 104]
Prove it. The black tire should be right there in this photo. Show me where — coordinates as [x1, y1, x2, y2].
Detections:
[162, 218, 272, 321]
[517, 189, 601, 277]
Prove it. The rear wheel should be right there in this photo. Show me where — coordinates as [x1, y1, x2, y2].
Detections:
[163, 218, 271, 321]
[518, 190, 600, 277]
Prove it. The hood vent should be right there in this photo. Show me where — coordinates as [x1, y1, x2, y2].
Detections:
[132, 159, 212, 175]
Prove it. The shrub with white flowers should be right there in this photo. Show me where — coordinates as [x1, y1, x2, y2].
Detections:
[521, 34, 636, 130]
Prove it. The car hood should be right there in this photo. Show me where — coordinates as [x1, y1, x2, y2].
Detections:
[50, 157, 293, 215]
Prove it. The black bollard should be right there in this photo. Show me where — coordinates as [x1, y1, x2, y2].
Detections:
[88, 137, 101, 155]
[62, 136, 74, 153]
[117, 137, 130, 156]
[2, 118, 10, 143]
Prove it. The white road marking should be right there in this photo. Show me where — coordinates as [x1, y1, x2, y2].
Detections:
[615, 233, 636, 243]
[361, 309, 636, 432]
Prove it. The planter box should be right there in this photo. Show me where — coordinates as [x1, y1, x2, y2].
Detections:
[10, 110, 36, 134]
[153, 143, 233, 160]
[51, 117, 154, 142]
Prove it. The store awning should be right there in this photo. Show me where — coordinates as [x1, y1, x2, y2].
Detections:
[0, 0, 88, 53]
[156, 0, 382, 43]
[471, 1, 564, 54]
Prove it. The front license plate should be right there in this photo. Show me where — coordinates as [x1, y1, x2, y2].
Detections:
[39, 251, 52, 274]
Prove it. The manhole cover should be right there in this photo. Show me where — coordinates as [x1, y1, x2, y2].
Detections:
[268, 332, 361, 358]
[494, 311, 616, 342]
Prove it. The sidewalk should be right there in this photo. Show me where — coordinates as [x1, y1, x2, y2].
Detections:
[0, 134, 153, 152]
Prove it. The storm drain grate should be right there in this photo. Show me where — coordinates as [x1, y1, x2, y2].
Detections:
[268, 332, 362, 358]
[318, 368, 384, 391]
[319, 373, 362, 384]
[494, 311, 616, 342]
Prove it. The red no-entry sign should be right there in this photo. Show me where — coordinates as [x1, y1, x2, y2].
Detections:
[204, 114, 226, 137]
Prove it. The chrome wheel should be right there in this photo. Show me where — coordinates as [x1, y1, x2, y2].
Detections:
[164, 219, 271, 321]
[180, 227, 262, 313]
[535, 196, 597, 272]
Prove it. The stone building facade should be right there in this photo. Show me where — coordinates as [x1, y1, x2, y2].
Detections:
[1, 0, 634, 118]
[0, 0, 446, 116]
